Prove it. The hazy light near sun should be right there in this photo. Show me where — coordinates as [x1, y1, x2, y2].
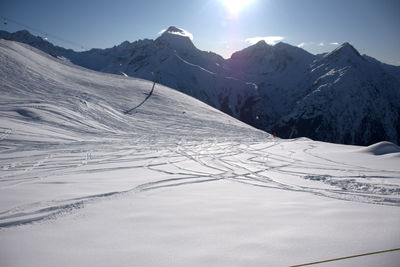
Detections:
[222, 0, 252, 16]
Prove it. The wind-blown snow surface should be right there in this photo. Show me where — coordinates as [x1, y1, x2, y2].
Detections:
[0, 40, 400, 266]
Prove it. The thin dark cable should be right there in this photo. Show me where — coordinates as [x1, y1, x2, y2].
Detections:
[289, 247, 400, 267]
[1, 15, 87, 50]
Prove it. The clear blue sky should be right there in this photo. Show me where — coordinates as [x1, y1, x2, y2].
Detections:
[1, 0, 399, 65]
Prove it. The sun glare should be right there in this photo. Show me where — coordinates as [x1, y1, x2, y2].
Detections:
[222, 0, 252, 17]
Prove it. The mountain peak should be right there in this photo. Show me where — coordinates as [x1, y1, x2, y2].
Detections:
[231, 39, 271, 58]
[338, 42, 359, 53]
[160, 26, 193, 40]
[156, 26, 196, 51]
[166, 26, 185, 35]
[325, 42, 362, 59]
[254, 40, 268, 47]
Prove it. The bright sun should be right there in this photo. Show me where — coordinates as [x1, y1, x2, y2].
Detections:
[222, 0, 252, 17]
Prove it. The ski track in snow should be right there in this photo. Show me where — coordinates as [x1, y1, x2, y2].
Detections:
[0, 40, 399, 229]
[1, 137, 399, 228]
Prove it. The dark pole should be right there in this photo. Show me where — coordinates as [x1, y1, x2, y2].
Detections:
[149, 71, 159, 95]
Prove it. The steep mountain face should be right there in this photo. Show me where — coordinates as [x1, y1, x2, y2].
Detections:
[223, 40, 316, 130]
[275, 43, 400, 145]
[1, 28, 399, 145]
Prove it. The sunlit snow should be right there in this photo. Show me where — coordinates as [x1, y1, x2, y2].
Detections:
[0, 40, 399, 267]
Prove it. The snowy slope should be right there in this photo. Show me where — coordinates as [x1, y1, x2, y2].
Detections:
[1, 39, 400, 267]
[0, 38, 264, 225]
[2, 29, 400, 146]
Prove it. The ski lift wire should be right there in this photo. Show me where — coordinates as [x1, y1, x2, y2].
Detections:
[289, 247, 400, 267]
[0, 15, 87, 50]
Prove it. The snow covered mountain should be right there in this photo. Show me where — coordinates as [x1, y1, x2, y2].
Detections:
[274, 43, 400, 144]
[2, 28, 399, 145]
[1, 39, 400, 267]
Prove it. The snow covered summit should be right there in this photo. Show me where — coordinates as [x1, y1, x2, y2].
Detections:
[322, 42, 365, 66]
[157, 26, 196, 51]
[163, 26, 192, 38]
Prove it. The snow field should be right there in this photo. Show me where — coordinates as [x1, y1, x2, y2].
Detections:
[0, 39, 399, 266]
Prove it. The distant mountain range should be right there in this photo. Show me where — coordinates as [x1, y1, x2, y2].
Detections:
[1, 27, 399, 145]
